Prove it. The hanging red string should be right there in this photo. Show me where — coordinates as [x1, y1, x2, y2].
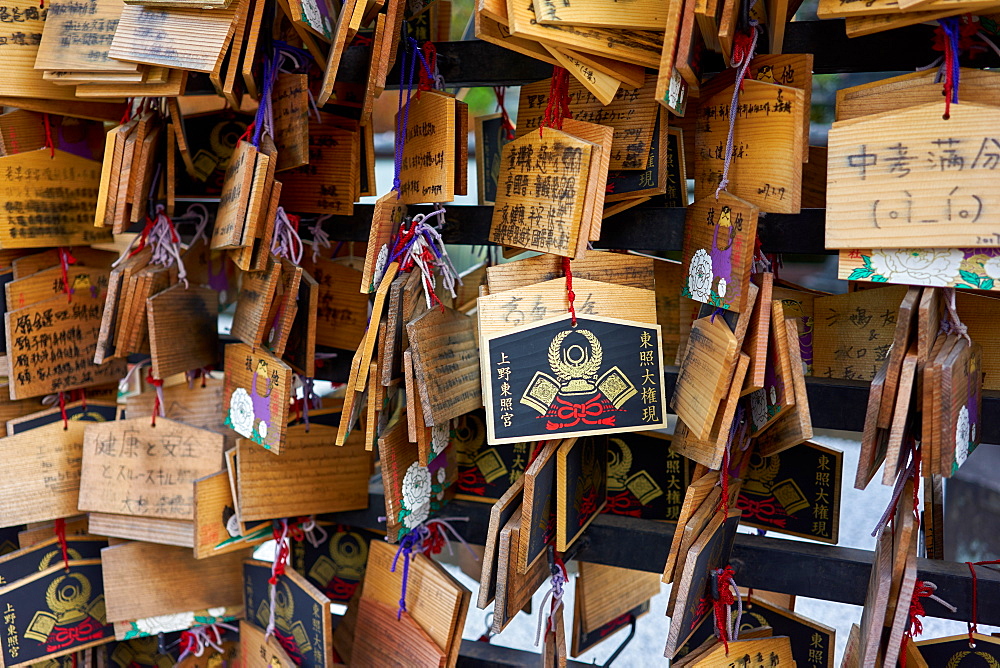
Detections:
[54, 518, 70, 571]
[57, 247, 76, 303]
[417, 41, 438, 95]
[712, 566, 737, 653]
[269, 522, 292, 586]
[146, 370, 164, 426]
[42, 113, 55, 158]
[561, 258, 577, 326]
[718, 447, 731, 516]
[493, 86, 516, 140]
[540, 66, 572, 135]
[900, 580, 938, 667]
[58, 391, 68, 430]
[965, 559, 1000, 645]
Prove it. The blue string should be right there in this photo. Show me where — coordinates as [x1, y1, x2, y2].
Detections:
[393, 34, 419, 197]
[939, 17, 962, 104]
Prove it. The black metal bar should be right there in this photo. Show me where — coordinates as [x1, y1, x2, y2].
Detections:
[333, 22, 1000, 90]
[318, 204, 832, 254]
[457, 639, 592, 667]
[332, 497, 1000, 626]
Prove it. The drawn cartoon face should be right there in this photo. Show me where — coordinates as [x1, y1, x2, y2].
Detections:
[756, 65, 775, 82]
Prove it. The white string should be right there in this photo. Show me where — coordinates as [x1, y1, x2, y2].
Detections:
[715, 23, 760, 199]
[310, 214, 333, 264]
[271, 206, 305, 265]
[533, 566, 566, 646]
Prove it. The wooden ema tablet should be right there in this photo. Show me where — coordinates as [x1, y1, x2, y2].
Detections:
[145, 283, 218, 379]
[483, 313, 668, 444]
[654, 0, 688, 115]
[477, 476, 525, 607]
[0, 559, 113, 666]
[9, 248, 112, 282]
[487, 251, 654, 293]
[924, 333, 955, 476]
[284, 269, 318, 377]
[835, 69, 1000, 123]
[662, 509, 742, 658]
[393, 90, 457, 205]
[747, 301, 795, 436]
[73, 66, 187, 97]
[348, 261, 397, 394]
[300, 258, 367, 351]
[0, 149, 110, 249]
[5, 265, 107, 311]
[914, 633, 1000, 665]
[517, 439, 559, 574]
[489, 128, 594, 259]
[938, 339, 982, 477]
[382, 272, 426, 385]
[873, 286, 921, 430]
[0, 421, 89, 527]
[532, 0, 667, 29]
[577, 562, 659, 633]
[752, 318, 814, 458]
[0, 98, 124, 125]
[192, 471, 268, 560]
[363, 539, 470, 668]
[478, 277, 657, 339]
[273, 73, 310, 172]
[376, 418, 426, 542]
[229, 139, 276, 271]
[742, 272, 773, 392]
[211, 139, 256, 250]
[6, 289, 126, 399]
[555, 436, 607, 551]
[406, 306, 481, 426]
[672, 352, 749, 468]
[883, 524, 918, 668]
[243, 558, 334, 667]
[857, 526, 893, 667]
[606, 109, 670, 204]
[674, 0, 705, 96]
[680, 193, 759, 314]
[717, 597, 835, 667]
[263, 259, 303, 357]
[694, 80, 805, 214]
[558, 118, 612, 241]
[0, 0, 92, 101]
[545, 46, 621, 107]
[77, 417, 225, 520]
[492, 508, 550, 634]
[240, 620, 296, 668]
[361, 192, 407, 293]
[517, 74, 659, 171]
[101, 541, 246, 623]
[236, 424, 368, 521]
[353, 598, 446, 667]
[686, 636, 794, 667]
[222, 343, 293, 453]
[812, 285, 907, 382]
[664, 484, 724, 613]
[949, 290, 1000, 391]
[97, 120, 135, 229]
[126, 375, 227, 435]
[818, 0, 1000, 18]
[281, 119, 357, 215]
[827, 102, 1000, 249]
[672, 315, 738, 440]
[230, 256, 280, 346]
[474, 11, 560, 68]
[34, 0, 138, 73]
[109, 1, 242, 72]
[86, 513, 194, 549]
[505, 0, 662, 68]
[312, 0, 354, 103]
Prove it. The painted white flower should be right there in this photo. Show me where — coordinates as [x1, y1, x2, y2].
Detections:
[403, 501, 430, 529]
[983, 256, 1000, 282]
[769, 385, 777, 405]
[225, 513, 241, 538]
[437, 468, 447, 484]
[955, 405, 971, 468]
[401, 462, 431, 511]
[717, 277, 727, 299]
[688, 248, 714, 302]
[750, 389, 768, 429]
[431, 424, 449, 458]
[257, 420, 268, 440]
[869, 249, 963, 286]
[135, 611, 195, 636]
[228, 388, 254, 438]
[206, 607, 227, 618]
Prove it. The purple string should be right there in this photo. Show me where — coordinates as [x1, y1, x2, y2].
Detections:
[391, 528, 425, 619]
[393, 40, 420, 197]
[302, 376, 313, 431]
[939, 18, 961, 104]
[331, 240, 345, 259]
[253, 58, 276, 147]
[709, 307, 727, 323]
